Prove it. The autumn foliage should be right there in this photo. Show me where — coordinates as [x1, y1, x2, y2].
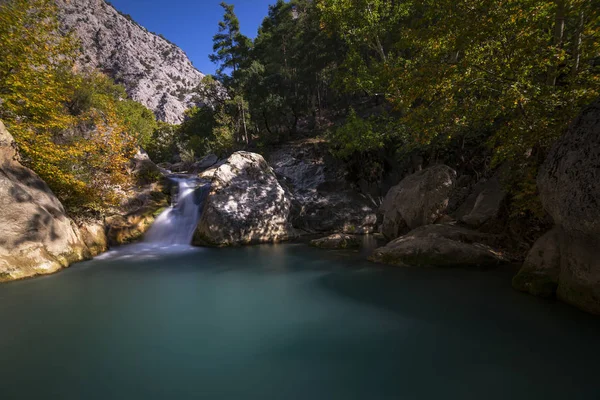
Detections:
[0, 0, 155, 212]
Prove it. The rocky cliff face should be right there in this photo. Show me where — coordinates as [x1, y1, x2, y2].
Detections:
[513, 98, 600, 314]
[56, 0, 205, 123]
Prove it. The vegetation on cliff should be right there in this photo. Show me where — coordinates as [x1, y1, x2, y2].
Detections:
[0, 0, 157, 212]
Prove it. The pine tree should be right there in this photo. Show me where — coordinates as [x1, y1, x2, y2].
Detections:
[209, 2, 252, 76]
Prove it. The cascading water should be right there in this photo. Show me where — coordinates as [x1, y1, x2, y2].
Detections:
[144, 177, 210, 245]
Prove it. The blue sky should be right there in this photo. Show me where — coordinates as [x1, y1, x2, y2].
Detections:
[109, 0, 275, 75]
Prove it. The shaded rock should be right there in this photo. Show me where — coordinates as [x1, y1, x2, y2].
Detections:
[310, 233, 361, 249]
[514, 98, 600, 314]
[370, 224, 506, 268]
[0, 121, 89, 282]
[460, 173, 506, 228]
[291, 191, 377, 234]
[269, 140, 377, 234]
[191, 154, 219, 173]
[513, 228, 561, 297]
[380, 165, 457, 240]
[194, 152, 295, 246]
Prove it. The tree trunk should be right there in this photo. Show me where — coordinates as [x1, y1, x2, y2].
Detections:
[239, 100, 248, 144]
[571, 10, 584, 77]
[547, 0, 565, 86]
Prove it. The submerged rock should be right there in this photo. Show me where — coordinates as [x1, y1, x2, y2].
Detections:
[310, 233, 361, 249]
[380, 165, 457, 240]
[370, 224, 506, 268]
[269, 140, 377, 234]
[194, 152, 295, 246]
[514, 98, 600, 314]
[0, 121, 90, 281]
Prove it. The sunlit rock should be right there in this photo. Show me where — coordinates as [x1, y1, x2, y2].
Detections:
[0, 121, 89, 281]
[194, 152, 296, 246]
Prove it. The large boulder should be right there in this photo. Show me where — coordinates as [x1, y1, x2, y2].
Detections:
[380, 165, 457, 240]
[370, 224, 506, 268]
[0, 121, 90, 282]
[514, 99, 600, 314]
[269, 140, 377, 234]
[193, 152, 295, 246]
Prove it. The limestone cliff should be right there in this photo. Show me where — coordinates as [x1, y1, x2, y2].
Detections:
[56, 0, 206, 123]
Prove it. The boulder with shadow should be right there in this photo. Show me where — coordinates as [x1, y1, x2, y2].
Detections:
[269, 140, 377, 234]
[0, 120, 90, 281]
[513, 98, 600, 314]
[380, 165, 457, 240]
[193, 151, 296, 246]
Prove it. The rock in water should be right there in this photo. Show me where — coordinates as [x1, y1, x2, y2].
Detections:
[193, 152, 295, 246]
[512, 228, 561, 298]
[56, 0, 206, 124]
[310, 234, 361, 249]
[0, 121, 89, 281]
[514, 98, 600, 314]
[380, 165, 457, 240]
[370, 224, 506, 268]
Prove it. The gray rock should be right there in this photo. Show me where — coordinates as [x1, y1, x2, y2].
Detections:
[310, 233, 361, 249]
[513, 228, 561, 297]
[460, 174, 506, 228]
[514, 98, 600, 314]
[56, 0, 206, 124]
[78, 221, 108, 257]
[370, 224, 506, 268]
[269, 140, 377, 234]
[380, 165, 457, 240]
[0, 121, 90, 282]
[194, 152, 296, 246]
[191, 154, 219, 173]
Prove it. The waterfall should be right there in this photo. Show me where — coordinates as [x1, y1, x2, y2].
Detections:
[144, 178, 210, 245]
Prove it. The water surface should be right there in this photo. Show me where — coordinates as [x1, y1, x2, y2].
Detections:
[1, 244, 599, 399]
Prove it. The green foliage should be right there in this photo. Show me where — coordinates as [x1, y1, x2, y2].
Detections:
[146, 121, 178, 163]
[209, 2, 252, 77]
[116, 99, 157, 148]
[318, 0, 600, 216]
[179, 147, 196, 164]
[329, 108, 385, 158]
